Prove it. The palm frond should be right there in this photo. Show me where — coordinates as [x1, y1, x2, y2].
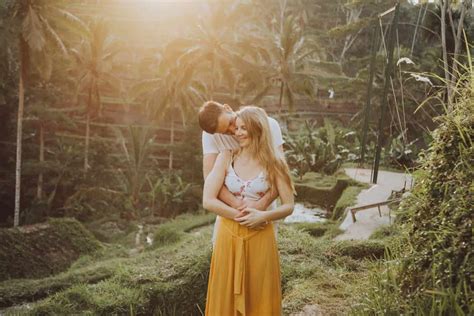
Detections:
[40, 15, 67, 55]
[22, 6, 46, 51]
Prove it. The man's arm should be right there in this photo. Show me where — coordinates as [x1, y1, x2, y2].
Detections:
[203, 154, 244, 209]
[203, 152, 241, 219]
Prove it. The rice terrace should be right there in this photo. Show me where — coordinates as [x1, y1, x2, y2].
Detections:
[0, 0, 472, 315]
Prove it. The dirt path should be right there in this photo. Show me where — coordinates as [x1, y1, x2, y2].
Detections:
[335, 168, 413, 241]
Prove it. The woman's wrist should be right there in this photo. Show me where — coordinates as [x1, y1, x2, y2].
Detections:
[261, 211, 271, 223]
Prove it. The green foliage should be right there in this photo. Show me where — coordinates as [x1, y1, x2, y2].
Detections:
[0, 218, 102, 281]
[63, 187, 130, 222]
[369, 224, 399, 240]
[353, 67, 474, 314]
[285, 120, 343, 179]
[396, 83, 473, 312]
[386, 133, 419, 168]
[146, 172, 199, 218]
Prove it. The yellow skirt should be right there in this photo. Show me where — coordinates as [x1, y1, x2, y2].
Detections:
[205, 217, 282, 316]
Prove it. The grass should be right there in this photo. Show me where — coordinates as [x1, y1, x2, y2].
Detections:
[0, 218, 102, 281]
[289, 221, 343, 239]
[331, 185, 367, 221]
[278, 225, 382, 315]
[3, 226, 213, 315]
[369, 224, 400, 240]
[1, 216, 390, 315]
[293, 171, 367, 219]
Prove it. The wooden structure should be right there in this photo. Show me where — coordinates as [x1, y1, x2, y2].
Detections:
[349, 198, 400, 224]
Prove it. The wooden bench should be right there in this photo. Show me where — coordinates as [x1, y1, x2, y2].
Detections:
[350, 199, 400, 223]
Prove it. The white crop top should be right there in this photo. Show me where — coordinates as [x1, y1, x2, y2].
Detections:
[224, 162, 269, 202]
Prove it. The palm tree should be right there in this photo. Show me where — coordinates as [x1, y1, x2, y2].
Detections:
[8, 0, 84, 227]
[133, 42, 206, 170]
[117, 125, 153, 212]
[70, 19, 122, 173]
[242, 2, 320, 113]
[165, 1, 259, 101]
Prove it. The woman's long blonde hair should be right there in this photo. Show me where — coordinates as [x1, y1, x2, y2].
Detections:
[237, 106, 295, 195]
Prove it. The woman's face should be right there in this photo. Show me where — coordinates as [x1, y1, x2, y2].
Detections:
[235, 117, 250, 148]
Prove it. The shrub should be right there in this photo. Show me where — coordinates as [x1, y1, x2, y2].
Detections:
[396, 83, 473, 311]
[353, 64, 474, 314]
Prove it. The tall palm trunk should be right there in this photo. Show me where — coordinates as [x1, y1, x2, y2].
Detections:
[278, 80, 284, 114]
[169, 117, 174, 170]
[14, 54, 25, 227]
[440, 0, 451, 108]
[84, 85, 93, 172]
[37, 123, 44, 199]
[210, 55, 216, 100]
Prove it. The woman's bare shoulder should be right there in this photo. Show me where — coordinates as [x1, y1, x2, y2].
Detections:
[216, 150, 233, 166]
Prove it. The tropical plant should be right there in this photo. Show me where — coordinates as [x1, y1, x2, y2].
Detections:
[7, 0, 84, 226]
[69, 18, 123, 172]
[146, 172, 196, 218]
[242, 1, 320, 112]
[115, 125, 154, 214]
[284, 120, 342, 179]
[182, 0, 257, 100]
[132, 41, 205, 170]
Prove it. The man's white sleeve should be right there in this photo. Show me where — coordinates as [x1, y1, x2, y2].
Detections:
[202, 131, 219, 154]
[268, 117, 284, 148]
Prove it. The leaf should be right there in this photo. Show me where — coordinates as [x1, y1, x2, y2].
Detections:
[22, 6, 46, 51]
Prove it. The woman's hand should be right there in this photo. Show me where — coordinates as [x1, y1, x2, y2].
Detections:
[234, 208, 268, 230]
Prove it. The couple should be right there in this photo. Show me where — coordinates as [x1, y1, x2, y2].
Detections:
[199, 101, 295, 315]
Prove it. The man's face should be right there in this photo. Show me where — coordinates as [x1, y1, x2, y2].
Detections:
[215, 109, 237, 135]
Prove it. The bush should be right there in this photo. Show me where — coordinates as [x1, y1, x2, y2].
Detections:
[353, 66, 474, 314]
[396, 85, 473, 311]
[285, 120, 343, 179]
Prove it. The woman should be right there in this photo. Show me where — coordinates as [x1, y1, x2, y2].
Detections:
[203, 106, 295, 316]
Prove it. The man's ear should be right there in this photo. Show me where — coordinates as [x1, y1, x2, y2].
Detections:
[223, 104, 233, 112]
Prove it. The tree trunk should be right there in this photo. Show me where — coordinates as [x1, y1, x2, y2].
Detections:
[169, 116, 174, 170]
[278, 80, 284, 114]
[449, 0, 468, 108]
[37, 124, 44, 199]
[210, 55, 216, 100]
[440, 0, 452, 108]
[84, 112, 91, 172]
[14, 61, 25, 227]
[84, 85, 93, 172]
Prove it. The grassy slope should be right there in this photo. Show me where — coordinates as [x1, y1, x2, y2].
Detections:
[3, 220, 387, 315]
[1, 171, 379, 315]
[0, 218, 102, 281]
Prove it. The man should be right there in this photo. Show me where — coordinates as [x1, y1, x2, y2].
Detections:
[198, 101, 285, 244]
